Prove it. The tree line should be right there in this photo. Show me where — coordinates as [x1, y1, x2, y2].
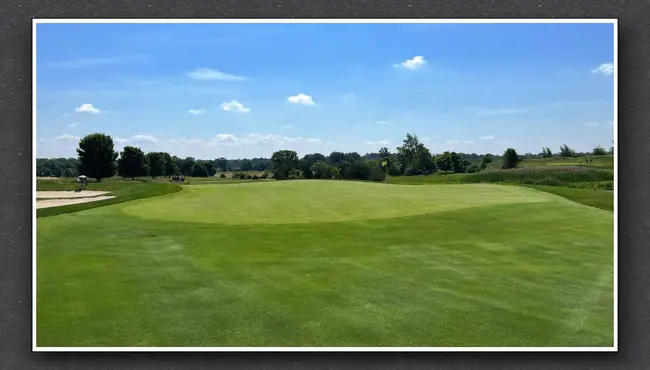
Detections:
[36, 132, 614, 181]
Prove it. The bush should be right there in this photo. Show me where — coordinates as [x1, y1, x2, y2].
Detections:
[220, 173, 226, 178]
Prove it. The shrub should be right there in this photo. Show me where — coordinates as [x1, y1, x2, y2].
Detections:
[220, 173, 226, 178]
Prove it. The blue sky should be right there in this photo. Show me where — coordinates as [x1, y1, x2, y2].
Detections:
[36, 22, 615, 159]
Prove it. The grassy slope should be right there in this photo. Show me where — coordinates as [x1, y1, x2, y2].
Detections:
[37, 179, 181, 218]
[36, 181, 613, 347]
[121, 182, 555, 225]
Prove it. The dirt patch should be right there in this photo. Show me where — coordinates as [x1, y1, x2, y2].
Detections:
[36, 196, 116, 209]
[37, 191, 111, 200]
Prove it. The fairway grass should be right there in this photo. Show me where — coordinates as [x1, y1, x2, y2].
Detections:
[121, 182, 557, 225]
[36, 181, 614, 347]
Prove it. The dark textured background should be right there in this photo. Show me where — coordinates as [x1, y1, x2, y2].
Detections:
[1, 0, 648, 369]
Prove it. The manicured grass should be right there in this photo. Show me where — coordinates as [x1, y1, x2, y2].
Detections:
[387, 167, 614, 210]
[524, 185, 614, 212]
[36, 181, 613, 347]
[37, 179, 181, 218]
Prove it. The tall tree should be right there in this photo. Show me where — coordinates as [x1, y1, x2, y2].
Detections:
[215, 157, 229, 172]
[592, 145, 607, 156]
[559, 144, 576, 157]
[146, 152, 165, 178]
[76, 133, 118, 181]
[118, 146, 149, 180]
[162, 153, 178, 177]
[481, 154, 493, 169]
[270, 150, 299, 180]
[180, 157, 195, 176]
[191, 162, 208, 177]
[502, 148, 520, 169]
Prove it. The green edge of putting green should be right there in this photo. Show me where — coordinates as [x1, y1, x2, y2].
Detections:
[118, 181, 590, 225]
[37, 181, 614, 347]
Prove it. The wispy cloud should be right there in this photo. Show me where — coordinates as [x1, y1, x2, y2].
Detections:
[477, 108, 527, 116]
[74, 103, 101, 114]
[68, 122, 79, 128]
[206, 133, 323, 147]
[40, 134, 80, 142]
[288, 93, 316, 106]
[394, 56, 427, 70]
[365, 140, 392, 145]
[41, 54, 150, 69]
[115, 134, 159, 145]
[480, 135, 496, 140]
[221, 100, 251, 113]
[591, 63, 614, 76]
[376, 120, 391, 125]
[188, 109, 206, 115]
[282, 124, 294, 129]
[188, 68, 247, 81]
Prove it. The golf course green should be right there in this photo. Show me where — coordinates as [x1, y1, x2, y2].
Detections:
[36, 180, 614, 347]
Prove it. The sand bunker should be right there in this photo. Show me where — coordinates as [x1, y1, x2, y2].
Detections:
[36, 191, 115, 209]
[37, 191, 111, 199]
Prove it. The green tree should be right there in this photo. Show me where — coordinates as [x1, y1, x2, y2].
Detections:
[559, 144, 576, 157]
[435, 151, 454, 173]
[541, 147, 553, 158]
[118, 146, 149, 180]
[592, 145, 608, 156]
[298, 153, 325, 179]
[502, 148, 520, 169]
[180, 157, 195, 176]
[162, 153, 178, 177]
[76, 133, 118, 181]
[481, 154, 493, 170]
[146, 152, 165, 179]
[311, 161, 336, 179]
[191, 162, 208, 177]
[240, 159, 253, 171]
[215, 157, 229, 172]
[270, 150, 299, 180]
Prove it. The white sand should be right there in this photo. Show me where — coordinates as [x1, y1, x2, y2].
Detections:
[36, 196, 116, 209]
[36, 191, 111, 199]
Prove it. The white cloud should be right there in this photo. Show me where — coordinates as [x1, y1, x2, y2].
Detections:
[221, 100, 251, 113]
[114, 134, 159, 145]
[282, 124, 294, 128]
[40, 134, 80, 142]
[364, 140, 392, 146]
[463, 140, 476, 144]
[394, 56, 427, 70]
[445, 140, 460, 144]
[114, 137, 130, 144]
[188, 68, 247, 81]
[591, 63, 614, 76]
[288, 93, 316, 106]
[131, 134, 159, 144]
[477, 108, 527, 116]
[68, 122, 79, 128]
[480, 135, 495, 140]
[376, 120, 390, 125]
[584, 121, 600, 127]
[169, 137, 204, 145]
[207, 133, 323, 147]
[188, 109, 206, 115]
[74, 103, 101, 114]
[42, 54, 149, 69]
